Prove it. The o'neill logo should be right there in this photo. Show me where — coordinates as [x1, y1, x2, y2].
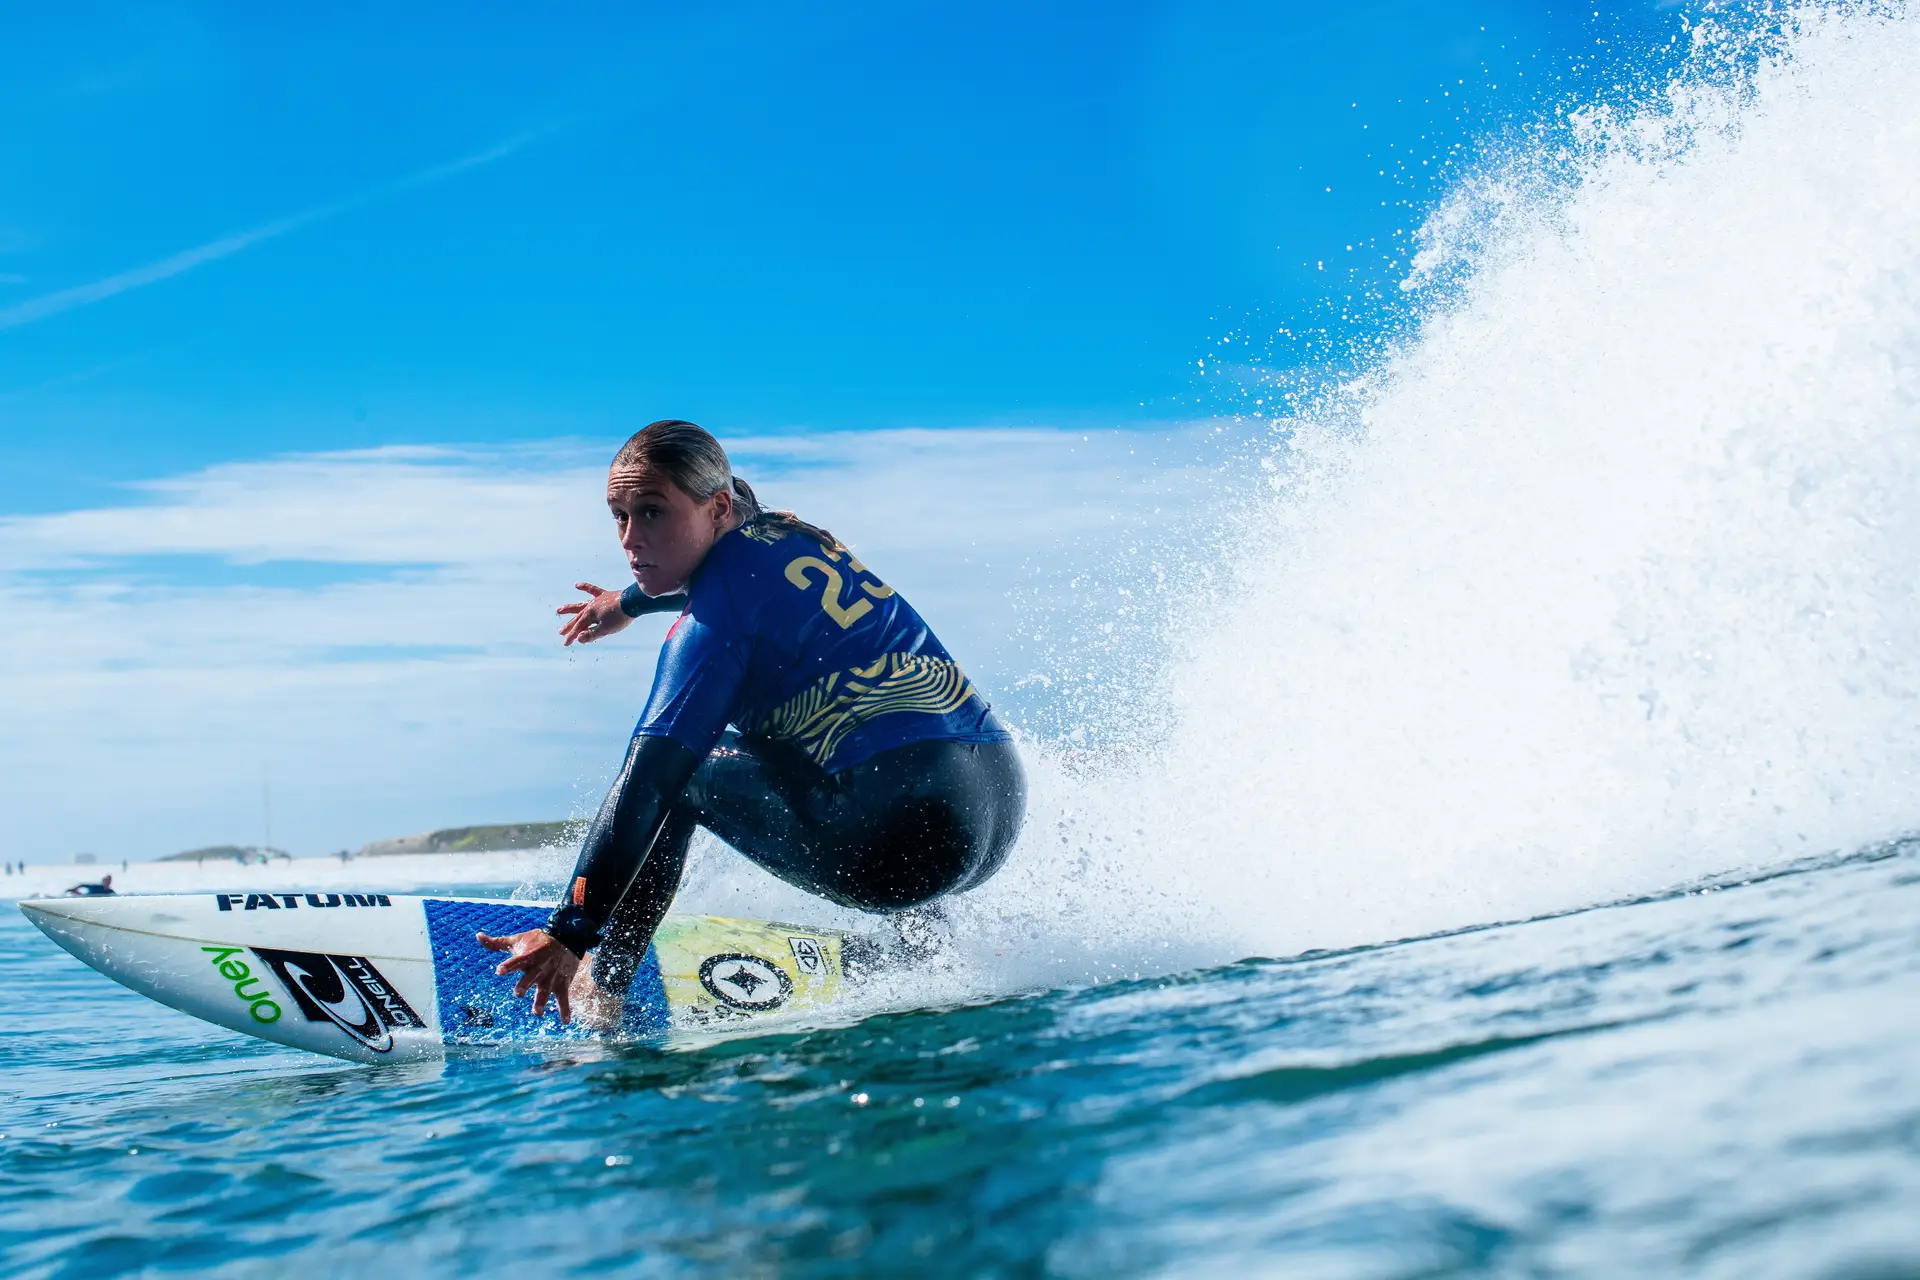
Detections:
[252, 948, 424, 1053]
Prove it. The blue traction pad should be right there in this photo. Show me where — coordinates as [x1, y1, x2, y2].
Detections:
[422, 899, 670, 1043]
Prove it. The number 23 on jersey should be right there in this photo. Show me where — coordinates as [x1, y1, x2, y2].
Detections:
[784, 549, 894, 629]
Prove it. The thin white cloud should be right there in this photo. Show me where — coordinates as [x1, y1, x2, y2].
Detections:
[0, 133, 536, 332]
[0, 428, 1219, 861]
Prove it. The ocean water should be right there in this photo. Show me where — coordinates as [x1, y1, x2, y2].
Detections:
[4, 846, 1919, 1278]
[7, 1, 1920, 1274]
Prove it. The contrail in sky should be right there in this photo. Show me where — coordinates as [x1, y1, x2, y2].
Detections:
[0, 133, 535, 333]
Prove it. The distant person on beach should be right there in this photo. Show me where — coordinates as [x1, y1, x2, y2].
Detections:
[477, 420, 1026, 1024]
[65, 873, 115, 897]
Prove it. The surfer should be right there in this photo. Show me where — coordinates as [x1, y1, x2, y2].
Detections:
[478, 420, 1025, 1022]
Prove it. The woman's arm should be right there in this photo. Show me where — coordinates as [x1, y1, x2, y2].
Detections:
[493, 594, 741, 1019]
[556, 582, 689, 646]
[543, 733, 702, 954]
[476, 734, 701, 1021]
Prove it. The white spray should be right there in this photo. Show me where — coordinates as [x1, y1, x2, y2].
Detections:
[953, 1, 1920, 981]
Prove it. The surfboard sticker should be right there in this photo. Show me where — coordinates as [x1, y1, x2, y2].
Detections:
[19, 893, 855, 1063]
[653, 918, 846, 1027]
[215, 892, 395, 912]
[699, 953, 794, 1011]
[789, 935, 826, 974]
[251, 947, 425, 1054]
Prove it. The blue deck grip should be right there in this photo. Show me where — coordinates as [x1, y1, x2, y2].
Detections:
[422, 899, 669, 1042]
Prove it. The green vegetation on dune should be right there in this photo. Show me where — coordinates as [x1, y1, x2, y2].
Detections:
[353, 821, 579, 857]
[158, 845, 291, 863]
[158, 824, 577, 862]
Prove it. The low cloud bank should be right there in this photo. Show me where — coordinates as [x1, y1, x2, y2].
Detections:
[0, 428, 1214, 861]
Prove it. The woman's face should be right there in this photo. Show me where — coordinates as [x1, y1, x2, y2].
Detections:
[607, 464, 737, 595]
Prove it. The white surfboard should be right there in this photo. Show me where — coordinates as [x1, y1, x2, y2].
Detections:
[20, 891, 857, 1065]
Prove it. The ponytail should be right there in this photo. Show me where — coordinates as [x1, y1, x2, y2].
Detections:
[729, 475, 762, 519]
[731, 475, 844, 553]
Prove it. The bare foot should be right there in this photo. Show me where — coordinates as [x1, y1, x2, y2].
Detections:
[569, 963, 626, 1033]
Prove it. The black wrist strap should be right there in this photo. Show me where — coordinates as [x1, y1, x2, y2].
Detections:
[544, 905, 602, 957]
[619, 583, 689, 618]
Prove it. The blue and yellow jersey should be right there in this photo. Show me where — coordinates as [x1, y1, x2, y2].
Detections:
[634, 521, 1009, 772]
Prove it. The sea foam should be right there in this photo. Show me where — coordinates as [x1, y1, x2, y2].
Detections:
[954, 1, 1920, 981]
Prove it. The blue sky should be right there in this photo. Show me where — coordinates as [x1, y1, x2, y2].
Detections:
[0, 1, 1692, 507]
[0, 1, 1696, 860]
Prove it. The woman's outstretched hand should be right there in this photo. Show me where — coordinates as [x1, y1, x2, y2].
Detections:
[476, 928, 581, 1022]
[557, 581, 633, 647]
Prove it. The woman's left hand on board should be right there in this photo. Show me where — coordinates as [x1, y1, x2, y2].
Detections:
[477, 929, 581, 1022]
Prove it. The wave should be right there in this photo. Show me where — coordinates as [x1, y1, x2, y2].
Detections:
[952, 0, 1920, 984]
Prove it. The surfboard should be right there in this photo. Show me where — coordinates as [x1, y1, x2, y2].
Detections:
[19, 891, 856, 1065]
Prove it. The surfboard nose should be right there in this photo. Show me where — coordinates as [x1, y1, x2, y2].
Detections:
[19, 896, 106, 926]
[18, 894, 161, 940]
[17, 891, 449, 1065]
[19, 895, 129, 957]
[17, 897, 154, 1009]
[18, 895, 212, 983]
[18, 896, 98, 951]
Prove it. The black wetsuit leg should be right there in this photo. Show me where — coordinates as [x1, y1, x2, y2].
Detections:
[590, 734, 1025, 991]
[691, 734, 1026, 910]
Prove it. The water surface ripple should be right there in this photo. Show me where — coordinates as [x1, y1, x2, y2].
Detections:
[3, 842, 1917, 1278]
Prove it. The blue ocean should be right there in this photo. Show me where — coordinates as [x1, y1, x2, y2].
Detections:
[4, 843, 1918, 1277]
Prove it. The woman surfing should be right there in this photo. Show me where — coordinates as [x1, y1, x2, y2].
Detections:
[477, 420, 1026, 1023]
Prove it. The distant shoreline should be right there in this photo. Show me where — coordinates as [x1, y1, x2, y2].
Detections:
[1, 848, 565, 904]
[155, 820, 584, 865]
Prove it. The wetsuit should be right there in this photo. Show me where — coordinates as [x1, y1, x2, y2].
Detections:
[545, 519, 1025, 992]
